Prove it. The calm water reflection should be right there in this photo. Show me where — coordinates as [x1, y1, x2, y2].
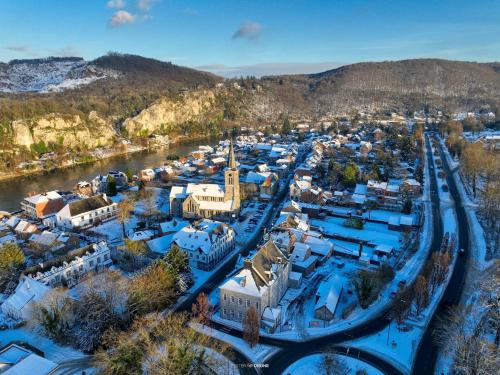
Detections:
[0, 138, 219, 212]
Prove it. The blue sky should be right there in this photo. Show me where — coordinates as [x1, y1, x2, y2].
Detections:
[1, 0, 499, 76]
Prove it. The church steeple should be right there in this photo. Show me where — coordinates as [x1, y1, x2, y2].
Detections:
[228, 140, 236, 169]
[224, 139, 240, 214]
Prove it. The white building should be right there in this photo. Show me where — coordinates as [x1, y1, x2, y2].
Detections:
[169, 141, 240, 220]
[172, 219, 236, 271]
[20, 191, 64, 219]
[219, 240, 290, 329]
[1, 278, 50, 321]
[55, 194, 117, 229]
[25, 242, 112, 287]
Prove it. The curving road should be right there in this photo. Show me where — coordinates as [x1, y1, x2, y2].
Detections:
[412, 133, 470, 374]
[185, 133, 452, 375]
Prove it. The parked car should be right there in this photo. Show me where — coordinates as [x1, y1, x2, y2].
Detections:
[458, 248, 465, 256]
[442, 184, 449, 192]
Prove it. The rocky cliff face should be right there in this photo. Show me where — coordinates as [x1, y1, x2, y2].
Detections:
[122, 90, 220, 136]
[11, 111, 116, 150]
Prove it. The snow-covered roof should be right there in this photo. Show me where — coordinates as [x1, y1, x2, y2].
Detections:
[354, 184, 368, 195]
[186, 183, 225, 198]
[159, 219, 189, 234]
[1, 278, 50, 321]
[367, 180, 388, 190]
[173, 219, 232, 255]
[400, 215, 413, 226]
[314, 276, 343, 314]
[289, 271, 302, 281]
[220, 268, 263, 297]
[262, 307, 281, 322]
[169, 186, 187, 200]
[375, 244, 394, 254]
[351, 194, 367, 204]
[147, 234, 176, 254]
[3, 353, 58, 375]
[404, 178, 421, 187]
[23, 191, 61, 205]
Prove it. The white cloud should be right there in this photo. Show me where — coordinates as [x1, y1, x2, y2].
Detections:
[4, 45, 31, 53]
[107, 0, 126, 9]
[137, 0, 159, 11]
[232, 22, 262, 40]
[110, 10, 136, 27]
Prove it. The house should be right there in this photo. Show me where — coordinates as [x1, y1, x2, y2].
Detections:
[25, 242, 112, 287]
[139, 169, 156, 181]
[219, 240, 290, 330]
[91, 171, 128, 194]
[0, 344, 58, 375]
[244, 171, 279, 200]
[14, 220, 38, 238]
[314, 277, 343, 321]
[388, 215, 414, 231]
[169, 141, 240, 220]
[55, 194, 117, 229]
[402, 178, 422, 196]
[289, 242, 317, 276]
[1, 278, 50, 321]
[172, 219, 236, 271]
[21, 191, 64, 219]
[289, 179, 311, 201]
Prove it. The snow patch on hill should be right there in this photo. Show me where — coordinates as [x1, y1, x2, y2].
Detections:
[0, 57, 116, 93]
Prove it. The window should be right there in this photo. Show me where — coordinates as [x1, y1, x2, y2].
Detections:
[238, 311, 242, 320]
[89, 260, 94, 267]
[246, 299, 250, 307]
[223, 294, 227, 301]
[256, 302, 259, 309]
[223, 309, 227, 316]
[230, 296, 235, 303]
[238, 297, 242, 305]
[104, 254, 109, 260]
[97, 257, 102, 264]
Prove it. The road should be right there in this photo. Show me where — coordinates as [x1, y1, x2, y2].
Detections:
[58, 135, 471, 375]
[412, 134, 470, 374]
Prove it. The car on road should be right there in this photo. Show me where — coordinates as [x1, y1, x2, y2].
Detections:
[442, 184, 449, 192]
[458, 248, 465, 256]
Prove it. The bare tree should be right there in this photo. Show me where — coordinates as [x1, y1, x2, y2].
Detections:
[191, 292, 214, 326]
[317, 352, 350, 375]
[391, 287, 413, 325]
[117, 198, 134, 238]
[414, 275, 429, 316]
[243, 306, 260, 348]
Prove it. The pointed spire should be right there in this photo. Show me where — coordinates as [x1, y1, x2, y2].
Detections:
[228, 139, 236, 169]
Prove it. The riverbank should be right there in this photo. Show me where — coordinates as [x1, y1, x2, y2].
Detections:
[0, 144, 146, 183]
[0, 133, 222, 183]
[0, 135, 221, 212]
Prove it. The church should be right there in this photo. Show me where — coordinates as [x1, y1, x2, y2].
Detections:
[169, 141, 241, 221]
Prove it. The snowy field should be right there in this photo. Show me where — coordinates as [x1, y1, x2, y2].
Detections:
[310, 216, 402, 250]
[283, 353, 383, 375]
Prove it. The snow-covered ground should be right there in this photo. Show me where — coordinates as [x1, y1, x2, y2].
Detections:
[0, 57, 113, 93]
[347, 136, 459, 374]
[283, 353, 383, 375]
[0, 326, 96, 374]
[434, 135, 495, 374]
[190, 323, 278, 365]
[310, 216, 402, 251]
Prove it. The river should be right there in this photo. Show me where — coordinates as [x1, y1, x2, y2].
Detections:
[0, 137, 220, 213]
